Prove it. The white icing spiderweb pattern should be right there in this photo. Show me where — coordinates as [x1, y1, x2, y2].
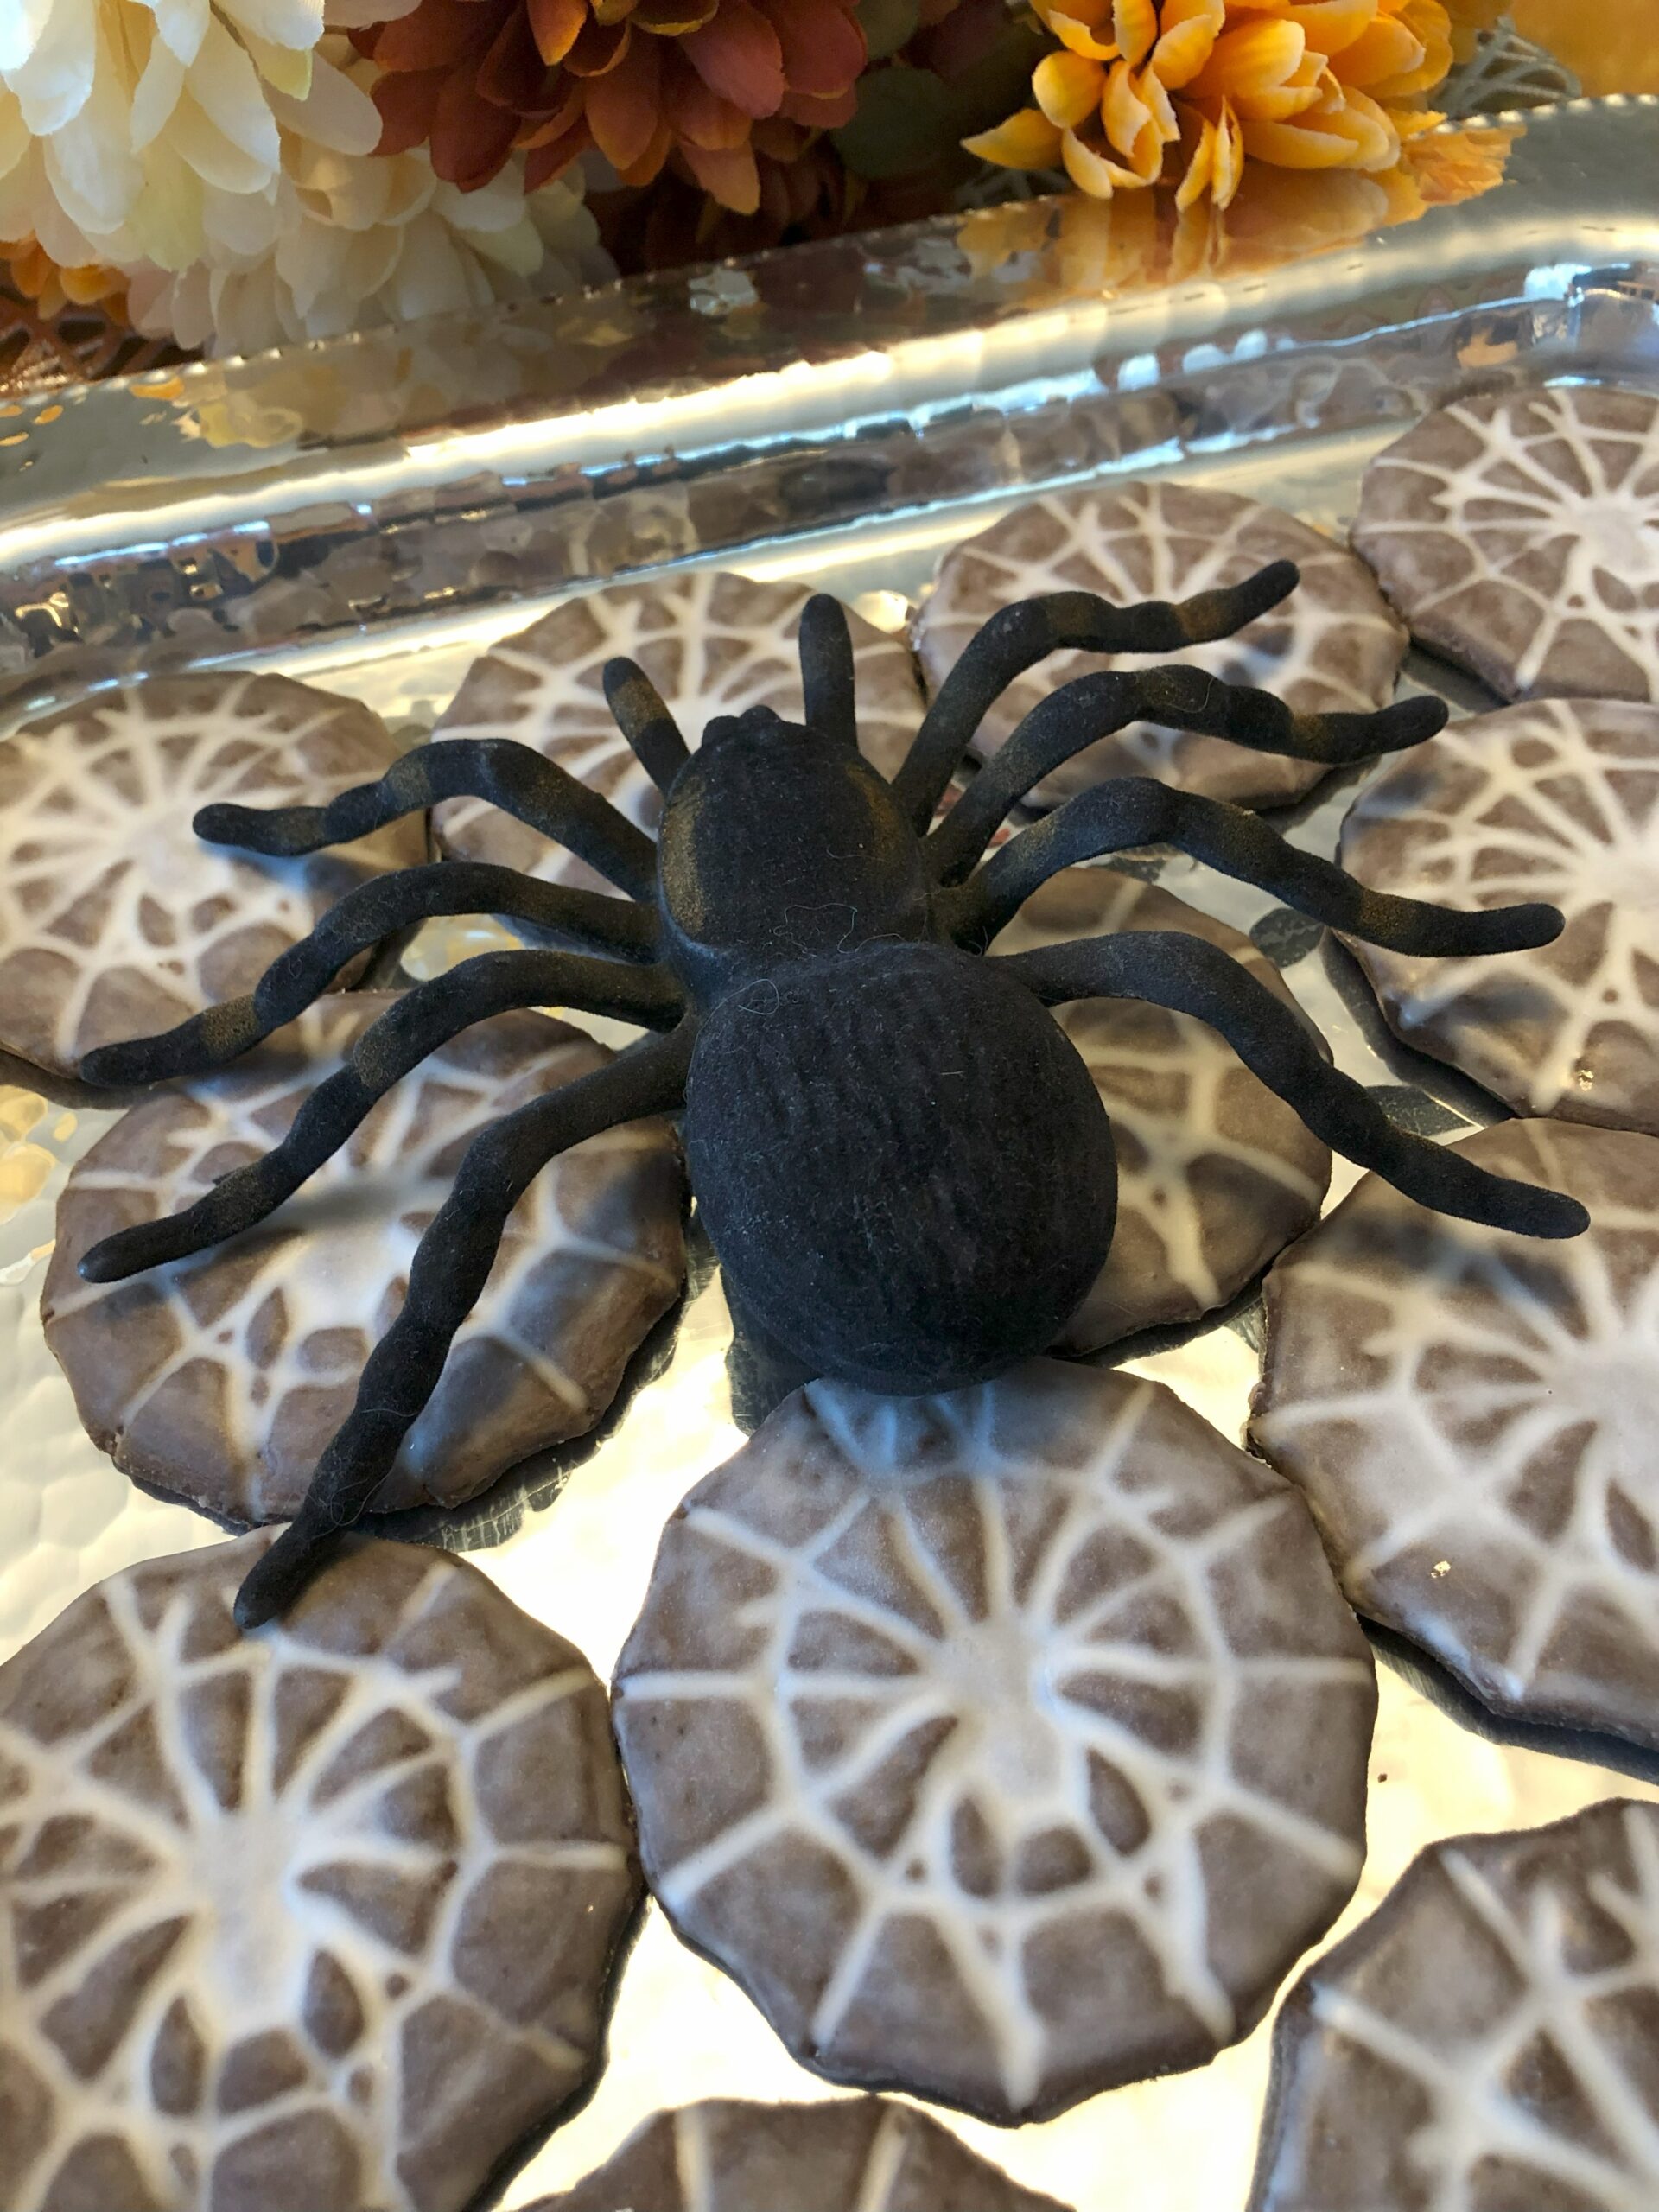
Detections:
[429, 573, 923, 895]
[0, 675, 422, 1080]
[614, 1361, 1375, 2125]
[1340, 697, 1659, 1133]
[1353, 384, 1659, 703]
[993, 869, 1330, 1344]
[0, 1533, 639, 2212]
[41, 997, 684, 1522]
[1252, 1119, 1659, 1749]
[1253, 1800, 1659, 2212]
[912, 480, 1405, 810]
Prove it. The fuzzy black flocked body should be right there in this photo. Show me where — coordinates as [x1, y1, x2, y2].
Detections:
[76, 564, 1589, 1627]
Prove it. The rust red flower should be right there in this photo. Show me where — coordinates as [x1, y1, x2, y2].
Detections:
[354, 0, 868, 210]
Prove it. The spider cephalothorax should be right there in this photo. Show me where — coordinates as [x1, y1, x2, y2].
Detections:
[79, 560, 1587, 1627]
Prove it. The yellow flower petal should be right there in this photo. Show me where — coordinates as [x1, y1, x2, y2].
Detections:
[1332, 13, 1423, 83]
[1046, 7, 1121, 60]
[1113, 0, 1158, 67]
[1101, 55, 1172, 177]
[1213, 94, 1245, 202]
[963, 106, 1066, 168]
[1061, 124, 1150, 195]
[1277, 0, 1378, 58]
[1152, 0, 1225, 89]
[1034, 48, 1105, 129]
[1188, 19, 1306, 102]
[1175, 114, 1216, 208]
[1363, 0, 1451, 94]
[1242, 83, 1398, 168]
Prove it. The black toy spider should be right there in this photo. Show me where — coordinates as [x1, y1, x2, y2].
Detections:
[79, 559, 1586, 1628]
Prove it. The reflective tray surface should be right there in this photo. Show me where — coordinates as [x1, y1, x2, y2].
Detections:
[3, 94, 1658, 2212]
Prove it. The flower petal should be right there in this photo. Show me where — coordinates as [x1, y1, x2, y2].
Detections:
[1033, 48, 1102, 129]
[144, 0, 211, 67]
[1061, 124, 1147, 194]
[131, 35, 190, 149]
[962, 105, 1064, 168]
[9, 0, 96, 137]
[270, 50, 382, 152]
[764, 0, 864, 99]
[372, 64, 446, 149]
[583, 35, 661, 166]
[1111, 0, 1156, 66]
[669, 63, 750, 148]
[181, 14, 283, 180]
[1189, 17, 1304, 97]
[0, 0, 56, 77]
[369, 0, 490, 72]
[1152, 0, 1224, 87]
[682, 0, 785, 116]
[1046, 8, 1118, 60]
[680, 134, 760, 209]
[526, 0, 588, 66]
[1331, 11, 1421, 82]
[429, 60, 521, 183]
[221, 0, 326, 51]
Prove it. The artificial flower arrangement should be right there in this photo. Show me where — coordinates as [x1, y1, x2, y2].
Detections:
[0, 0, 1508, 361]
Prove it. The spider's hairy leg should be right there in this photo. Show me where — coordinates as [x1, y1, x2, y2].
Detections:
[797, 594, 858, 752]
[196, 736, 658, 902]
[602, 660, 691, 794]
[892, 562, 1300, 830]
[233, 1021, 695, 1630]
[80, 862, 670, 1087]
[941, 779, 1567, 959]
[1003, 931, 1589, 1240]
[925, 669, 1447, 882]
[78, 950, 684, 1284]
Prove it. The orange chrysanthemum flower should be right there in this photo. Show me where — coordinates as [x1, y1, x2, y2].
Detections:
[3, 237, 126, 324]
[353, 0, 867, 214]
[968, 0, 1470, 210]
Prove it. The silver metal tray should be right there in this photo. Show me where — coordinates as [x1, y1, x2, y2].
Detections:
[3, 93, 1659, 2212]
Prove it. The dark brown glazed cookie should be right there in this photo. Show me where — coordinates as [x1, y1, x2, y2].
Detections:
[912, 480, 1406, 809]
[1252, 1119, 1659, 1751]
[42, 995, 685, 1522]
[1250, 1798, 1659, 2211]
[529, 2097, 1074, 2211]
[992, 868, 1330, 1347]
[613, 1360, 1376, 2125]
[0, 674, 423, 1082]
[1338, 697, 1659, 1135]
[1352, 382, 1659, 702]
[0, 1532, 642, 2212]
[429, 572, 923, 895]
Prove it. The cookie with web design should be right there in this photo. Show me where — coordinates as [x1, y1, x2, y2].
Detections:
[0, 674, 424, 1084]
[530, 2096, 1073, 2211]
[42, 995, 684, 1522]
[1252, 1118, 1659, 1751]
[1353, 383, 1659, 702]
[1338, 697, 1659, 1135]
[613, 1358, 1376, 2125]
[0, 1530, 642, 2212]
[429, 573, 923, 896]
[1249, 1797, 1659, 2212]
[992, 868, 1331, 1348]
[912, 481, 1407, 810]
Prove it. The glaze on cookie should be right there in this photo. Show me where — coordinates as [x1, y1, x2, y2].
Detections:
[0, 675, 423, 1083]
[1339, 697, 1659, 1134]
[0, 1533, 642, 2212]
[912, 482, 1407, 809]
[1352, 383, 1659, 702]
[43, 997, 684, 1522]
[1253, 1119, 1659, 1750]
[429, 573, 923, 894]
[531, 2097, 1073, 2211]
[1250, 1798, 1659, 2210]
[992, 868, 1331, 1347]
[613, 1360, 1376, 2124]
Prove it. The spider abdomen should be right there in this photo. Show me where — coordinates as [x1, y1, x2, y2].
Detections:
[683, 940, 1118, 1395]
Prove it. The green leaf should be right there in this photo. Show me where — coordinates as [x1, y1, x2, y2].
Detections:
[833, 65, 959, 180]
[855, 0, 920, 63]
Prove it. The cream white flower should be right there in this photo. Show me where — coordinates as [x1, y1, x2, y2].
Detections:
[0, 0, 412, 268]
[122, 38, 613, 356]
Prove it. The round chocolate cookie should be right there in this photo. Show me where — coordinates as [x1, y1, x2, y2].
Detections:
[912, 481, 1407, 810]
[530, 2097, 1073, 2212]
[613, 1359, 1376, 2125]
[993, 868, 1331, 1347]
[1352, 382, 1659, 702]
[1250, 1797, 1659, 2211]
[1338, 697, 1659, 1134]
[0, 1531, 642, 2212]
[43, 996, 684, 1522]
[1252, 1118, 1659, 1751]
[0, 674, 423, 1084]
[430, 573, 923, 894]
